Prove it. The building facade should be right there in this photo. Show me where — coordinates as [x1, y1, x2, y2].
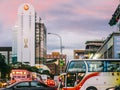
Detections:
[35, 18, 47, 65]
[17, 4, 36, 66]
[92, 32, 120, 59]
[74, 50, 85, 59]
[73, 40, 104, 59]
[0, 47, 12, 64]
[46, 52, 67, 75]
[85, 40, 104, 58]
[12, 3, 47, 66]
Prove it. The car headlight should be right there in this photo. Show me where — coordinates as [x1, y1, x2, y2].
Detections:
[3, 83, 7, 85]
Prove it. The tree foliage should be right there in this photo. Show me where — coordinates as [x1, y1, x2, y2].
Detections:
[0, 53, 12, 79]
[11, 62, 39, 73]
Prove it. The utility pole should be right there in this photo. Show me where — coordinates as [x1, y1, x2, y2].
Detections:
[48, 33, 63, 74]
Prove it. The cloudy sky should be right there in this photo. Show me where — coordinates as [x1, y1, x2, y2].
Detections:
[0, 0, 119, 59]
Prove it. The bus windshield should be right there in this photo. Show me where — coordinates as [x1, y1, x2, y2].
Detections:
[67, 60, 86, 72]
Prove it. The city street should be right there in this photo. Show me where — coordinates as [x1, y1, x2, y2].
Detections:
[0, 0, 120, 90]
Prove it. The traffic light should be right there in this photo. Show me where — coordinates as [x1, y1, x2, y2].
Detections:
[109, 4, 120, 26]
[60, 59, 64, 66]
[109, 17, 119, 26]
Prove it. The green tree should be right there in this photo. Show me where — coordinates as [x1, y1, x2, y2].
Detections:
[0, 53, 11, 79]
[11, 62, 39, 74]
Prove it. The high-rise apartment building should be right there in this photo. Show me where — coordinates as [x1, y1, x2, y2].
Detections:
[12, 3, 47, 66]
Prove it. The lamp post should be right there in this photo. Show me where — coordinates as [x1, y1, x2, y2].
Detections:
[48, 33, 63, 74]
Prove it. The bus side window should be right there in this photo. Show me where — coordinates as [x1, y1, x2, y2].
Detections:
[116, 63, 120, 71]
[107, 64, 114, 72]
[106, 61, 120, 72]
[87, 61, 104, 72]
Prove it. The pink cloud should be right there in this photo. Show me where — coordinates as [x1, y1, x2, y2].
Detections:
[0, 0, 118, 30]
[73, 1, 118, 19]
[0, 0, 70, 28]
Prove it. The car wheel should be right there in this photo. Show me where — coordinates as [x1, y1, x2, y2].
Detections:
[86, 86, 97, 90]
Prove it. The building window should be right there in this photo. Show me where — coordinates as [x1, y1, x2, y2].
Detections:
[118, 53, 120, 59]
[108, 46, 113, 59]
[29, 14, 31, 28]
[104, 51, 107, 59]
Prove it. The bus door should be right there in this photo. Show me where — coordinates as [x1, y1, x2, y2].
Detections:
[66, 72, 85, 87]
[66, 73, 76, 87]
[64, 60, 86, 89]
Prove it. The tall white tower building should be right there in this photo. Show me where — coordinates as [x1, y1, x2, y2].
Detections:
[17, 4, 35, 66]
[12, 3, 47, 66]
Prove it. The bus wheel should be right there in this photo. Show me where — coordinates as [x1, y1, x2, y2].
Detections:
[86, 86, 97, 90]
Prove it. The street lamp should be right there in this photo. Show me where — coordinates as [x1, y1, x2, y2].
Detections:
[48, 32, 63, 74]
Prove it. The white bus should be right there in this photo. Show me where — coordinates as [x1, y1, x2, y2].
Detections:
[60, 59, 120, 90]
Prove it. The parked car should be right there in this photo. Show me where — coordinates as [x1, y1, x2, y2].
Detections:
[1, 80, 57, 90]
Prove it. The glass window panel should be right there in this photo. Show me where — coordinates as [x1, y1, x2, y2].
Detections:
[16, 81, 29, 87]
[87, 61, 104, 72]
[68, 61, 86, 72]
[106, 61, 120, 72]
